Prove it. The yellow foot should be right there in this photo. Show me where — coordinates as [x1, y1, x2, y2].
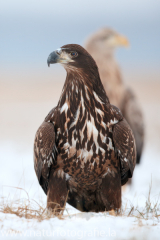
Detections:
[109, 209, 116, 216]
[122, 184, 127, 192]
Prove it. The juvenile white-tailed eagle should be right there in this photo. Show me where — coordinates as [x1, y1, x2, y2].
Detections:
[85, 28, 144, 164]
[34, 44, 136, 213]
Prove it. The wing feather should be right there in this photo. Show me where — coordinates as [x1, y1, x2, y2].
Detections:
[121, 88, 144, 164]
[113, 119, 136, 185]
[34, 121, 57, 194]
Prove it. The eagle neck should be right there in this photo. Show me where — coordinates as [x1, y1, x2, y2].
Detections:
[58, 68, 109, 115]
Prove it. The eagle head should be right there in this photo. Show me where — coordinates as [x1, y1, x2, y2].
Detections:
[47, 44, 97, 72]
[85, 28, 129, 53]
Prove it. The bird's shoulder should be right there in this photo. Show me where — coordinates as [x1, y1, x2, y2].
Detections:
[109, 104, 123, 123]
[44, 106, 58, 123]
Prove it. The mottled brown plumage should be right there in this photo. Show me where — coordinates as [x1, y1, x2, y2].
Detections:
[34, 44, 136, 213]
[85, 28, 144, 164]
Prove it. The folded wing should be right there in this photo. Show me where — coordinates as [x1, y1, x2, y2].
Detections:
[34, 121, 57, 194]
[113, 118, 136, 185]
[121, 88, 144, 164]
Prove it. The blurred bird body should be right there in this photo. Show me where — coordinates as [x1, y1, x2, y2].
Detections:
[85, 28, 144, 164]
[34, 44, 136, 213]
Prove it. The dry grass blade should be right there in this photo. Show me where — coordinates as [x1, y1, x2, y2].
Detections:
[3, 185, 30, 201]
[0, 198, 67, 221]
[0, 182, 160, 222]
[0, 186, 67, 221]
[128, 206, 134, 217]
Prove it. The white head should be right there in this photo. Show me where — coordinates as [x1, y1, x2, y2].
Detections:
[85, 28, 129, 55]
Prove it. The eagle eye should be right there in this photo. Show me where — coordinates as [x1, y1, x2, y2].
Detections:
[70, 51, 78, 57]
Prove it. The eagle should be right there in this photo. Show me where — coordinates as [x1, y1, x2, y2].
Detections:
[85, 28, 144, 164]
[34, 44, 136, 213]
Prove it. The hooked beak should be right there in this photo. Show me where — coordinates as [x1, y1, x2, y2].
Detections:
[115, 35, 129, 47]
[47, 51, 60, 67]
[47, 48, 74, 67]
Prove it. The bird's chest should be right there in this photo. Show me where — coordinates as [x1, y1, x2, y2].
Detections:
[56, 110, 114, 179]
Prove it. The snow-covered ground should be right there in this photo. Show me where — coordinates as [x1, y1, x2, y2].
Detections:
[0, 80, 160, 239]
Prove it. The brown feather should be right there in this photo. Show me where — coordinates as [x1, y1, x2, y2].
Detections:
[34, 44, 136, 213]
[34, 121, 57, 194]
[85, 28, 144, 164]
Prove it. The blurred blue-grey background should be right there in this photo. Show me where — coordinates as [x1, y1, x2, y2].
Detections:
[1, 0, 160, 83]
